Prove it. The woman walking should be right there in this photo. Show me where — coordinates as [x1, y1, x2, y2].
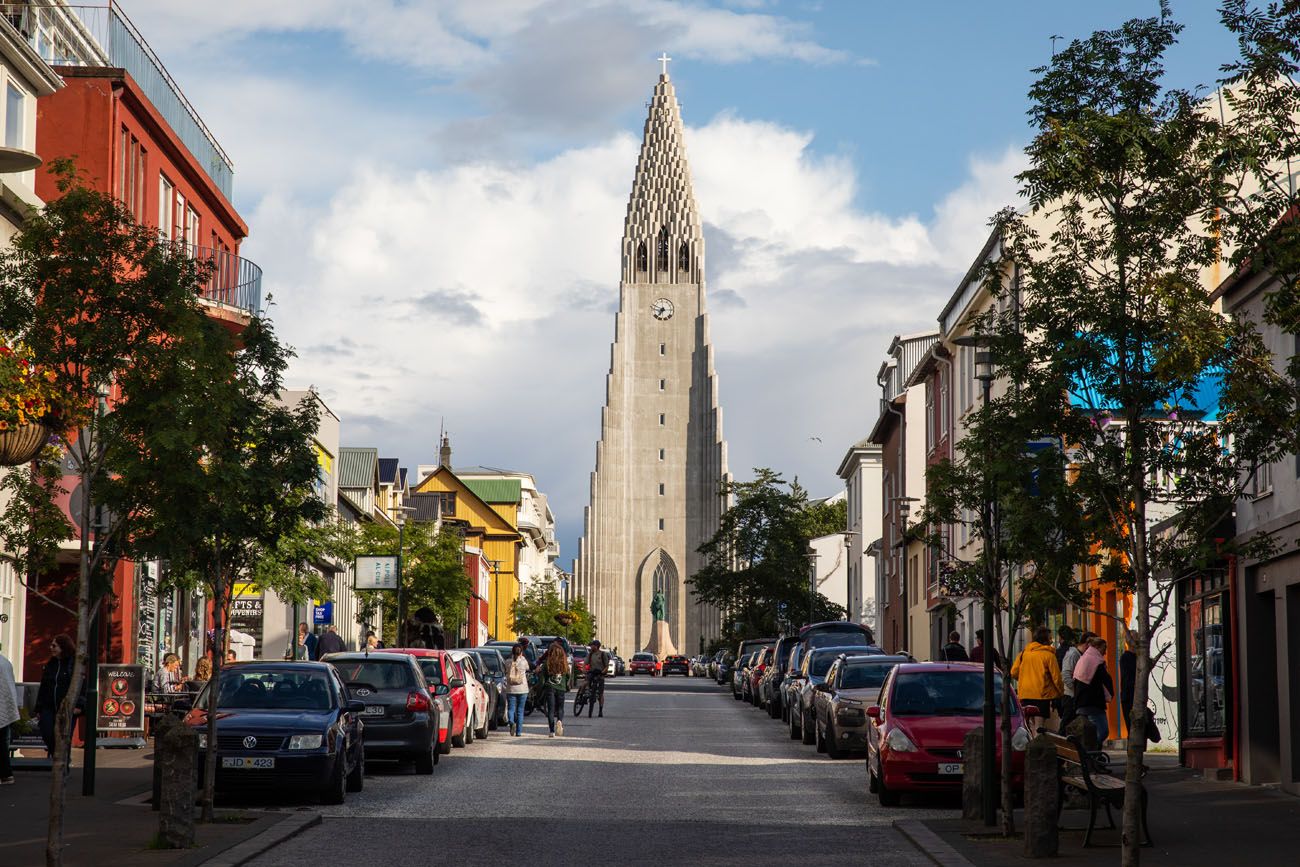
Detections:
[35, 634, 79, 757]
[1072, 636, 1114, 746]
[505, 644, 530, 736]
[536, 642, 569, 738]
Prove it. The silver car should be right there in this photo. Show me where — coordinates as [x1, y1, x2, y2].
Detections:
[812, 654, 911, 758]
[789, 645, 877, 745]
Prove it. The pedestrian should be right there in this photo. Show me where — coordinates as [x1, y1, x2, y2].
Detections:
[365, 630, 384, 650]
[1119, 628, 1139, 735]
[295, 622, 318, 660]
[939, 631, 968, 662]
[316, 624, 346, 656]
[1059, 630, 1096, 728]
[969, 629, 1003, 668]
[504, 644, 530, 736]
[155, 653, 184, 694]
[35, 634, 81, 758]
[1073, 636, 1114, 746]
[0, 649, 19, 785]
[585, 640, 611, 718]
[1010, 626, 1064, 729]
[185, 657, 212, 693]
[225, 649, 237, 664]
[536, 641, 569, 737]
[1055, 625, 1075, 667]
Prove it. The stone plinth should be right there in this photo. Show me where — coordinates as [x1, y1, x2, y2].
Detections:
[642, 620, 678, 659]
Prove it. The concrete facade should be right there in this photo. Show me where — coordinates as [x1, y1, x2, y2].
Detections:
[837, 439, 882, 634]
[575, 70, 730, 658]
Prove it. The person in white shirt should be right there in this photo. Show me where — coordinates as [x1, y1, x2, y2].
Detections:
[504, 644, 531, 736]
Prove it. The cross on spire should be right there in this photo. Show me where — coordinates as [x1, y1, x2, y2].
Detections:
[658, 52, 672, 76]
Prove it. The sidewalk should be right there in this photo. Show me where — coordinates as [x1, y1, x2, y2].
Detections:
[1, 745, 309, 867]
[911, 755, 1300, 866]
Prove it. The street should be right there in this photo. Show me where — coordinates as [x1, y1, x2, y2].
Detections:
[249, 675, 942, 865]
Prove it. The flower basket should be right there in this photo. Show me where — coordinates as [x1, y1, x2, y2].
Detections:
[0, 420, 49, 466]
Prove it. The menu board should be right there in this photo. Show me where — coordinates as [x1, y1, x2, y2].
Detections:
[97, 665, 146, 732]
[230, 585, 265, 658]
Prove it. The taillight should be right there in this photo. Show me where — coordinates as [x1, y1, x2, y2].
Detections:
[407, 691, 430, 712]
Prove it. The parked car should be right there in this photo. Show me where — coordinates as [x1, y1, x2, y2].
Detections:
[745, 647, 772, 705]
[448, 650, 491, 740]
[734, 638, 775, 669]
[690, 655, 709, 677]
[731, 652, 754, 699]
[789, 645, 878, 744]
[662, 655, 690, 676]
[322, 652, 443, 774]
[611, 654, 626, 676]
[812, 654, 910, 758]
[758, 635, 802, 718]
[799, 621, 879, 654]
[779, 643, 807, 723]
[628, 652, 660, 675]
[716, 653, 736, 686]
[572, 646, 590, 675]
[865, 662, 1032, 806]
[186, 661, 365, 804]
[468, 647, 509, 729]
[389, 647, 469, 752]
[604, 653, 617, 676]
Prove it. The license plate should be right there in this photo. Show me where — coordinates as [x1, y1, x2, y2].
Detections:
[362, 706, 385, 717]
[938, 762, 964, 775]
[222, 757, 275, 769]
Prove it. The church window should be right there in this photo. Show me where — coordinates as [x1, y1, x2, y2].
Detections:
[658, 449, 665, 461]
[656, 226, 670, 271]
[636, 241, 647, 272]
[658, 518, 665, 531]
[678, 242, 690, 273]
[658, 483, 665, 495]
[659, 343, 666, 356]
[659, 413, 666, 425]
[659, 379, 665, 391]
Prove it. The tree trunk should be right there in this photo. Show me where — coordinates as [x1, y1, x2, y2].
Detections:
[200, 557, 223, 822]
[999, 627, 1016, 837]
[1122, 575, 1150, 866]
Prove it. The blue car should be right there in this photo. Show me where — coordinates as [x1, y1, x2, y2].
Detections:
[186, 661, 365, 805]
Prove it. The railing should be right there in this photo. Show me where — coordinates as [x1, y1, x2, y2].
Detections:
[0, 2, 235, 199]
[180, 242, 262, 316]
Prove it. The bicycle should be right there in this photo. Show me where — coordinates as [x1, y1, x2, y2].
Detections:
[573, 680, 593, 716]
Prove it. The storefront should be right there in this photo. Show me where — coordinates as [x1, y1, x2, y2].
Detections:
[1176, 566, 1232, 770]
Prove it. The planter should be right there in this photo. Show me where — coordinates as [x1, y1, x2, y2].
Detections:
[0, 421, 50, 465]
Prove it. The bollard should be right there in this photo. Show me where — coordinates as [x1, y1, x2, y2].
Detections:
[151, 715, 178, 812]
[157, 717, 197, 849]
[961, 728, 984, 821]
[1023, 733, 1060, 857]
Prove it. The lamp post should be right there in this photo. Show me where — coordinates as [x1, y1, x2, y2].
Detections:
[957, 334, 998, 827]
[394, 505, 415, 647]
[842, 530, 859, 622]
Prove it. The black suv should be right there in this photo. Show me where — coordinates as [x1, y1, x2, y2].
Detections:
[661, 655, 689, 676]
[323, 652, 442, 774]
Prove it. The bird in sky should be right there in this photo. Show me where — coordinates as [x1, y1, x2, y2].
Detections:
[808, 436, 822, 443]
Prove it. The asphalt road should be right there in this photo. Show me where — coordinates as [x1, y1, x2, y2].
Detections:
[250, 675, 951, 866]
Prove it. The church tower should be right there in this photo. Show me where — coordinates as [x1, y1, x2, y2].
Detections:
[575, 61, 731, 657]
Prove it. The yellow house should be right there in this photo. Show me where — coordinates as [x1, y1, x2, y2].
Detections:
[411, 465, 523, 640]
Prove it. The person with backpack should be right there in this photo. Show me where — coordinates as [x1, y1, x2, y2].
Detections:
[505, 644, 530, 736]
[536, 642, 569, 737]
[1010, 626, 1064, 729]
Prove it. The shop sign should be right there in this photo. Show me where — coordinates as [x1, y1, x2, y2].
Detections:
[355, 556, 398, 590]
[230, 582, 265, 658]
[97, 665, 146, 732]
[312, 599, 334, 625]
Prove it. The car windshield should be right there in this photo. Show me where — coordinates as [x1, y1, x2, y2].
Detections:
[573, 648, 589, 658]
[809, 647, 863, 677]
[891, 671, 1006, 716]
[473, 652, 503, 675]
[415, 658, 443, 684]
[840, 663, 898, 690]
[205, 669, 333, 711]
[327, 660, 416, 691]
[806, 630, 872, 649]
[633, 653, 654, 661]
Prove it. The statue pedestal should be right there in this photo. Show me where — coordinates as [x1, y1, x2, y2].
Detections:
[643, 620, 678, 659]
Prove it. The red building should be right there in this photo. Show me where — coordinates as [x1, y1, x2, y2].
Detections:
[463, 548, 490, 647]
[17, 2, 258, 680]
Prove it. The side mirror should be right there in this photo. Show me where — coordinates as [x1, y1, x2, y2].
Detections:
[866, 706, 881, 720]
[448, 678, 466, 689]
[434, 684, 450, 696]
[347, 699, 366, 713]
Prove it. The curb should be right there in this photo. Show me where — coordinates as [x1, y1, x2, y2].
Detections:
[894, 819, 977, 867]
[196, 811, 321, 867]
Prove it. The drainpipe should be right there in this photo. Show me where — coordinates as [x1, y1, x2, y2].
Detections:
[882, 395, 907, 653]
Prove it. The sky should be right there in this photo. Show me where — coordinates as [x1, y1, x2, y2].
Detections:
[116, 0, 1239, 568]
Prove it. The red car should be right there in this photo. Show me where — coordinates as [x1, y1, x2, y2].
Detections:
[746, 647, 771, 704]
[628, 652, 660, 675]
[391, 648, 472, 752]
[865, 663, 1032, 806]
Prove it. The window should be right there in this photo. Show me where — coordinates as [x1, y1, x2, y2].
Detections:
[1250, 460, 1272, 498]
[658, 518, 665, 531]
[636, 242, 647, 272]
[439, 492, 457, 515]
[659, 379, 665, 391]
[158, 175, 175, 241]
[656, 226, 670, 271]
[659, 343, 666, 356]
[678, 242, 690, 273]
[185, 205, 200, 248]
[659, 413, 665, 425]
[658, 449, 665, 461]
[1182, 570, 1227, 737]
[5, 83, 23, 150]
[658, 483, 665, 495]
[118, 129, 146, 221]
[173, 190, 186, 243]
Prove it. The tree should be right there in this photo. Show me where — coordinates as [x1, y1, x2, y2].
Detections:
[511, 582, 595, 644]
[107, 313, 327, 821]
[353, 521, 470, 647]
[0, 164, 219, 866]
[989, 6, 1300, 862]
[689, 469, 846, 642]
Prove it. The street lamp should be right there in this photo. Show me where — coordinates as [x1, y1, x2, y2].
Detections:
[955, 333, 997, 827]
[842, 530, 860, 621]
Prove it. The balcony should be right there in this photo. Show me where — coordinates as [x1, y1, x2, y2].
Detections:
[1, 2, 235, 199]
[185, 242, 262, 317]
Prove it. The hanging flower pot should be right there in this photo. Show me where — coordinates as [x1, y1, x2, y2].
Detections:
[0, 420, 50, 465]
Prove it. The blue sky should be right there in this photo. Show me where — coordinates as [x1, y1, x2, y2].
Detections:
[120, 0, 1242, 569]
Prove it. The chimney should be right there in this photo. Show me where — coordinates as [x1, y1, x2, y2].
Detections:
[439, 434, 452, 469]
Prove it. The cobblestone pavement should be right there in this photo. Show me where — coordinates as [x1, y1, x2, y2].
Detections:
[249, 675, 952, 865]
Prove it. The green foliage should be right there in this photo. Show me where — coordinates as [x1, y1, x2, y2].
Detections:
[511, 582, 595, 644]
[0, 451, 70, 588]
[353, 521, 471, 646]
[689, 468, 846, 642]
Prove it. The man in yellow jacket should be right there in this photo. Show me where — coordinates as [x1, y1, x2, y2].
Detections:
[1010, 626, 1064, 730]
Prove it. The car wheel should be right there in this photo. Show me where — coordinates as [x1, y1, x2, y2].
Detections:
[452, 723, 467, 748]
[465, 715, 475, 744]
[769, 697, 780, 719]
[867, 759, 879, 793]
[815, 719, 828, 753]
[801, 710, 816, 746]
[438, 729, 453, 754]
[877, 772, 901, 807]
[826, 722, 844, 759]
[476, 714, 489, 740]
[320, 754, 346, 805]
[789, 708, 801, 740]
[346, 746, 365, 792]
[414, 742, 435, 775]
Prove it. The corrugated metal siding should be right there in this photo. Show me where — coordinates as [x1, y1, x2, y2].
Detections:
[338, 447, 378, 489]
[463, 479, 523, 504]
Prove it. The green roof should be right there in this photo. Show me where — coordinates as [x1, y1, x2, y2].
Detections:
[462, 478, 522, 504]
[338, 447, 378, 489]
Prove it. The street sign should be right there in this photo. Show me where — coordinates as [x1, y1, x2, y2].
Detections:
[96, 664, 145, 732]
[355, 555, 399, 590]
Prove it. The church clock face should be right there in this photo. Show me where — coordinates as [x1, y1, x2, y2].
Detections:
[651, 298, 674, 320]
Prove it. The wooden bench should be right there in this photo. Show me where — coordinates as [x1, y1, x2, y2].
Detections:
[1040, 730, 1151, 848]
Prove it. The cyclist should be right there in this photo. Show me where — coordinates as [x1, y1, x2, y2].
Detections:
[584, 639, 610, 718]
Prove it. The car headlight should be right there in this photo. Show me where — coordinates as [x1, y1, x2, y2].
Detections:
[288, 734, 324, 750]
[1012, 725, 1030, 752]
[885, 726, 918, 753]
[196, 732, 207, 749]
